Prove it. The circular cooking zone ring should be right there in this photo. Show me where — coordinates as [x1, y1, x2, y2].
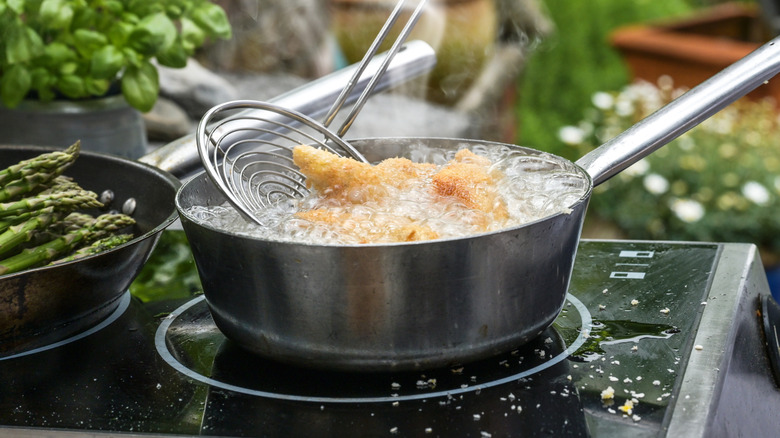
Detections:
[0, 292, 132, 362]
[155, 294, 592, 403]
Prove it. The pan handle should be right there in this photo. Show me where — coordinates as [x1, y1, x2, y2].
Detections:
[138, 40, 437, 178]
[576, 37, 780, 187]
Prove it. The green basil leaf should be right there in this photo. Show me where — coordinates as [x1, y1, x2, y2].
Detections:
[57, 74, 86, 99]
[5, 23, 44, 64]
[90, 45, 124, 79]
[29, 67, 57, 102]
[126, 0, 164, 18]
[0, 64, 31, 108]
[121, 12, 140, 25]
[6, 0, 26, 15]
[165, 3, 183, 17]
[42, 42, 77, 68]
[59, 61, 78, 75]
[73, 29, 108, 57]
[155, 37, 188, 68]
[85, 77, 110, 96]
[103, 0, 123, 15]
[39, 0, 73, 30]
[179, 17, 205, 52]
[24, 27, 45, 57]
[71, 6, 98, 30]
[190, 3, 232, 39]
[121, 61, 158, 112]
[121, 47, 141, 68]
[128, 12, 176, 56]
[108, 21, 134, 46]
[30, 67, 54, 91]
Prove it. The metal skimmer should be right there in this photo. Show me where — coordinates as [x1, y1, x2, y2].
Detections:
[196, 0, 428, 224]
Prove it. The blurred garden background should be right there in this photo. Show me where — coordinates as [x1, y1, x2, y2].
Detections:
[517, 0, 694, 157]
[513, 0, 780, 268]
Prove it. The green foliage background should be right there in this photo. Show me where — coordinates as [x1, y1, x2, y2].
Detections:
[515, 0, 696, 159]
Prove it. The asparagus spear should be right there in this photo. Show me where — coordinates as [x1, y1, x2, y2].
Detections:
[49, 233, 134, 264]
[0, 142, 80, 188]
[0, 206, 57, 234]
[0, 212, 63, 258]
[54, 212, 97, 233]
[0, 213, 135, 275]
[39, 176, 80, 194]
[0, 142, 80, 201]
[20, 212, 100, 247]
[0, 189, 102, 218]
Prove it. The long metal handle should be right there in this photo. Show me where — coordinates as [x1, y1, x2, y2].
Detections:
[576, 37, 780, 187]
[139, 39, 436, 177]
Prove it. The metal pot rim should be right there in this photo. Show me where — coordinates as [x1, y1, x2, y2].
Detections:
[175, 137, 595, 248]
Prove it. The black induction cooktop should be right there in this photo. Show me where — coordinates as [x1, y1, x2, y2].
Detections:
[0, 231, 777, 437]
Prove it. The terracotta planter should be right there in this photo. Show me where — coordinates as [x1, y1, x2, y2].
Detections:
[329, 0, 498, 106]
[611, 3, 778, 100]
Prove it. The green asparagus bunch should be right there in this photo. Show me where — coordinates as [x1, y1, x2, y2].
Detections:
[0, 142, 136, 275]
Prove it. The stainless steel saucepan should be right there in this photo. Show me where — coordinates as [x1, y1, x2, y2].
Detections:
[176, 38, 780, 371]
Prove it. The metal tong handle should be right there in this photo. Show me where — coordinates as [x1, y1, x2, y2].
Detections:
[323, 0, 429, 137]
[577, 37, 780, 187]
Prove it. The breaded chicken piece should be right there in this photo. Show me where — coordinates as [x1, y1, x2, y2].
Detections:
[292, 145, 435, 202]
[293, 145, 378, 193]
[295, 209, 439, 243]
[291, 145, 508, 243]
[431, 149, 509, 221]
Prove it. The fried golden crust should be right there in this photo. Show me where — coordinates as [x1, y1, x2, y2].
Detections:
[293, 145, 377, 193]
[291, 145, 508, 242]
[431, 149, 509, 221]
[293, 145, 437, 199]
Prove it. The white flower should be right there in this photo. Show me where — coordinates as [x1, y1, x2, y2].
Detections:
[643, 173, 669, 195]
[742, 181, 770, 205]
[657, 74, 674, 91]
[624, 159, 650, 177]
[615, 98, 635, 117]
[578, 121, 595, 138]
[592, 92, 614, 110]
[670, 198, 705, 223]
[558, 126, 585, 145]
[677, 135, 695, 151]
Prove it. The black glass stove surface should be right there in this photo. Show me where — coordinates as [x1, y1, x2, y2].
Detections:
[0, 232, 726, 437]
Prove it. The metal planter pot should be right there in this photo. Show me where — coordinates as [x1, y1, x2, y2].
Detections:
[0, 95, 147, 159]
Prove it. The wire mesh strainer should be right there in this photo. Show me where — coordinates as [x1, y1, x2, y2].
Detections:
[196, 0, 428, 224]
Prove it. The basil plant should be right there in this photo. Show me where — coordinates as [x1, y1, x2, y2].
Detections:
[0, 0, 232, 112]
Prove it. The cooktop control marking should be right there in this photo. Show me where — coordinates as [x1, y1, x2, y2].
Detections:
[610, 248, 655, 279]
[610, 271, 646, 279]
[619, 250, 655, 258]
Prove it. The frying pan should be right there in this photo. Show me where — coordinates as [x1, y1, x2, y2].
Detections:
[0, 147, 179, 355]
[176, 38, 780, 371]
[0, 42, 437, 356]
